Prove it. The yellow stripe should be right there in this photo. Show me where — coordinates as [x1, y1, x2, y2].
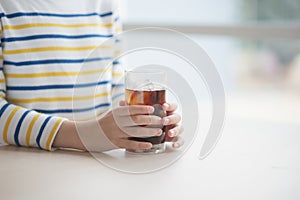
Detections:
[3, 106, 21, 143]
[0, 55, 3, 60]
[114, 50, 121, 55]
[3, 23, 113, 30]
[46, 118, 64, 150]
[8, 92, 109, 104]
[6, 68, 111, 78]
[112, 72, 123, 77]
[115, 27, 122, 33]
[0, 79, 5, 83]
[3, 45, 112, 55]
[26, 113, 41, 146]
[80, 115, 97, 121]
[0, 94, 5, 99]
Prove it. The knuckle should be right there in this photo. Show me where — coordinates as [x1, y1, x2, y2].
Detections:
[136, 116, 150, 125]
[130, 115, 138, 124]
[138, 116, 146, 125]
[114, 107, 123, 114]
[145, 116, 152, 124]
[130, 107, 138, 115]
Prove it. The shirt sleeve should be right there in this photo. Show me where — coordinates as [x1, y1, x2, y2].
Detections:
[0, 21, 67, 151]
[111, 5, 125, 107]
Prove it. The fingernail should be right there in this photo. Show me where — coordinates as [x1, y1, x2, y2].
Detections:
[156, 129, 163, 136]
[148, 106, 155, 113]
[163, 118, 169, 125]
[146, 143, 152, 149]
[139, 143, 152, 149]
[173, 143, 180, 148]
[169, 130, 175, 137]
[163, 103, 169, 109]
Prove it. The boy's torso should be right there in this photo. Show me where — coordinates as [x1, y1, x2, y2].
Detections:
[0, 0, 118, 119]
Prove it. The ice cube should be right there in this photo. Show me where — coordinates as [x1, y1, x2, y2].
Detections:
[137, 80, 163, 91]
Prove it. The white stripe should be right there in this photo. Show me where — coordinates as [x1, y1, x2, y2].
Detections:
[18, 111, 33, 146]
[0, 0, 117, 13]
[0, 104, 10, 144]
[29, 114, 47, 148]
[1, 106, 23, 145]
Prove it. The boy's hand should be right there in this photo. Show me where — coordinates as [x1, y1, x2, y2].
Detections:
[53, 102, 183, 152]
[53, 105, 163, 152]
[162, 102, 184, 149]
[119, 101, 184, 149]
[98, 105, 163, 151]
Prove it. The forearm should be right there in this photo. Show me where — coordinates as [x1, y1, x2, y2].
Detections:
[52, 121, 86, 151]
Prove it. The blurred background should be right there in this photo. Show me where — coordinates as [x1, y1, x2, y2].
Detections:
[120, 0, 300, 125]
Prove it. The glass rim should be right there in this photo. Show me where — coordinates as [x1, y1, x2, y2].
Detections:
[125, 68, 165, 75]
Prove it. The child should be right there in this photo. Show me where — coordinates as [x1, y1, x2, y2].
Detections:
[0, 0, 182, 152]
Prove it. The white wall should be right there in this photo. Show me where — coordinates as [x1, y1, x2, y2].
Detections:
[122, 1, 239, 92]
[124, 0, 239, 25]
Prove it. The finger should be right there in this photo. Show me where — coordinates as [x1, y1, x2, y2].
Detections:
[122, 126, 163, 137]
[117, 139, 152, 150]
[165, 135, 184, 149]
[162, 113, 181, 126]
[172, 136, 184, 149]
[167, 125, 183, 137]
[119, 100, 126, 106]
[162, 102, 178, 113]
[120, 115, 163, 126]
[164, 125, 183, 141]
[114, 105, 154, 116]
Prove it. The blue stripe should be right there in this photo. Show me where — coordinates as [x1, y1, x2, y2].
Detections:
[4, 57, 112, 67]
[0, 67, 3, 71]
[36, 116, 52, 149]
[113, 61, 120, 65]
[7, 80, 111, 91]
[35, 103, 110, 114]
[14, 110, 30, 146]
[0, 103, 10, 118]
[112, 93, 124, 101]
[112, 83, 124, 87]
[115, 39, 121, 43]
[0, 12, 112, 19]
[2, 34, 113, 43]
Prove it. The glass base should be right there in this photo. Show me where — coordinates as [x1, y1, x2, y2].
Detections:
[126, 143, 166, 154]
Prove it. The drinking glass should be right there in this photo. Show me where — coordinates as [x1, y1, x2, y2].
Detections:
[125, 68, 167, 154]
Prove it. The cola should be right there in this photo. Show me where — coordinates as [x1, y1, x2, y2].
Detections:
[125, 89, 166, 144]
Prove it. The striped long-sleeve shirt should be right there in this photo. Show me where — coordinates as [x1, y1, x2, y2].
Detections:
[0, 0, 124, 150]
